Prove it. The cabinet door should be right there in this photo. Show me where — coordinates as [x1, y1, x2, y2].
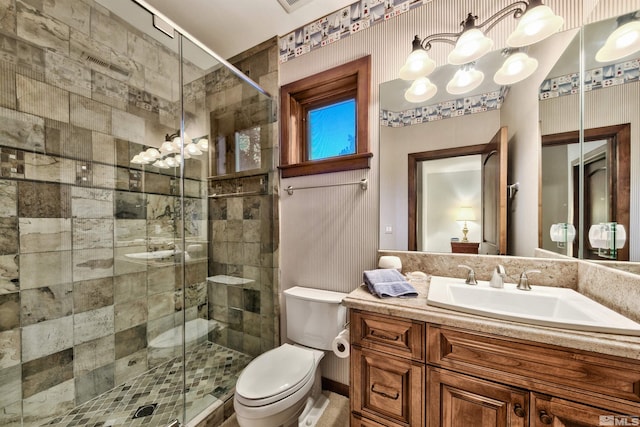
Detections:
[531, 393, 633, 427]
[428, 367, 528, 427]
[352, 346, 425, 426]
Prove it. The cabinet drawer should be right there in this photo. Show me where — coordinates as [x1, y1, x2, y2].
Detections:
[351, 347, 425, 426]
[428, 326, 640, 403]
[350, 413, 392, 427]
[351, 310, 425, 361]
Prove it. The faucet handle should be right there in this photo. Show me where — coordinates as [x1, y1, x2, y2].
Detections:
[458, 264, 477, 285]
[517, 269, 540, 291]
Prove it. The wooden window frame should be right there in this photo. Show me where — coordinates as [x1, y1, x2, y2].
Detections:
[279, 56, 372, 178]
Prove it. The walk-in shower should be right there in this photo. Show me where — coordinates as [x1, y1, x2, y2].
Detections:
[0, 0, 277, 425]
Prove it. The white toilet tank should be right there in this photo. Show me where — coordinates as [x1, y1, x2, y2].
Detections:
[284, 286, 347, 351]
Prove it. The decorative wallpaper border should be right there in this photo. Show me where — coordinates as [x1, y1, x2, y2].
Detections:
[380, 87, 508, 127]
[279, 0, 432, 63]
[539, 58, 640, 100]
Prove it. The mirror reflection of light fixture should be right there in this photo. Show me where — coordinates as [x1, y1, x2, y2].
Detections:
[588, 222, 626, 259]
[447, 64, 484, 95]
[506, 0, 564, 47]
[404, 77, 438, 103]
[595, 13, 640, 63]
[549, 222, 576, 248]
[130, 130, 208, 168]
[399, 36, 437, 80]
[493, 50, 539, 85]
[457, 206, 476, 242]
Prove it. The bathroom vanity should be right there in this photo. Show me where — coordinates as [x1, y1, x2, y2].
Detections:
[345, 279, 640, 427]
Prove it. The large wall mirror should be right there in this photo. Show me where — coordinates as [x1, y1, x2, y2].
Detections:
[379, 1, 640, 273]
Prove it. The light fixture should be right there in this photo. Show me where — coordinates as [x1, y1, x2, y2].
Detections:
[399, 36, 437, 80]
[506, 0, 564, 47]
[129, 130, 209, 168]
[404, 77, 438, 103]
[448, 14, 494, 65]
[596, 13, 640, 63]
[549, 222, 576, 248]
[494, 50, 538, 85]
[447, 64, 484, 95]
[457, 206, 476, 242]
[588, 222, 626, 259]
[400, 1, 563, 95]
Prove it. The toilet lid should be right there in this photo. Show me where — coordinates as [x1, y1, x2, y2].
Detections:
[236, 344, 315, 401]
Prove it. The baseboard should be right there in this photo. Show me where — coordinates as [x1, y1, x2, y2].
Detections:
[321, 377, 349, 398]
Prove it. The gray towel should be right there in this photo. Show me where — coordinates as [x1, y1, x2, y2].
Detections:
[363, 269, 418, 298]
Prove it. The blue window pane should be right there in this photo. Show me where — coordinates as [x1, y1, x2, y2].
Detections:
[308, 98, 356, 160]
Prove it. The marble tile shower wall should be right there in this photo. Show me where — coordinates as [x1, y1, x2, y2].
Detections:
[0, 0, 209, 425]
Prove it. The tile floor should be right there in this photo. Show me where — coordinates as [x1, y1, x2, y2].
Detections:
[44, 342, 252, 427]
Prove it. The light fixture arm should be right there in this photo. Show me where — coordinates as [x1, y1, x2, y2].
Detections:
[473, 2, 529, 34]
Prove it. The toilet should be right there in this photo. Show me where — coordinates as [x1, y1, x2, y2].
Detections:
[233, 286, 347, 427]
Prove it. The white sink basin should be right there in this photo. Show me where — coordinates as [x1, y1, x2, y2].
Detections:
[427, 276, 640, 336]
[125, 249, 180, 260]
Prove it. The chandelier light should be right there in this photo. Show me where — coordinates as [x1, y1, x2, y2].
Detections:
[400, 0, 563, 101]
[404, 77, 438, 103]
[494, 50, 538, 85]
[447, 64, 484, 95]
[130, 130, 208, 168]
[595, 13, 640, 63]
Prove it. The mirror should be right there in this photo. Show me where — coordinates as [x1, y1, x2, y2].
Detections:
[379, 2, 640, 273]
[539, 8, 639, 264]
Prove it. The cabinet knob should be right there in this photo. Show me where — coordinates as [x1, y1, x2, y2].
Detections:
[539, 410, 553, 425]
[513, 403, 526, 418]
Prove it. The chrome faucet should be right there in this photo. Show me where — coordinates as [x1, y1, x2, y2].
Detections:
[489, 265, 506, 288]
[458, 264, 477, 285]
[517, 269, 541, 291]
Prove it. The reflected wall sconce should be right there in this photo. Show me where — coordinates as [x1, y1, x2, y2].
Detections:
[457, 206, 476, 242]
[131, 130, 209, 169]
[549, 222, 576, 248]
[596, 12, 640, 63]
[400, 0, 563, 101]
[588, 222, 626, 259]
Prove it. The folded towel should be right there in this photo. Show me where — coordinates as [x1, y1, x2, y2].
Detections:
[363, 269, 418, 298]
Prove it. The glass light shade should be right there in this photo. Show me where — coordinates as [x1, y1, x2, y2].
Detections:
[446, 67, 484, 95]
[186, 143, 202, 156]
[161, 140, 178, 154]
[457, 207, 476, 222]
[494, 52, 539, 85]
[399, 48, 436, 80]
[140, 151, 156, 163]
[448, 28, 494, 65]
[404, 77, 438, 103]
[196, 138, 209, 151]
[507, 5, 564, 47]
[153, 159, 169, 169]
[596, 20, 640, 62]
[165, 156, 178, 168]
[144, 148, 161, 160]
[131, 154, 147, 164]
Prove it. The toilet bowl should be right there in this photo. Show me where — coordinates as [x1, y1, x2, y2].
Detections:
[233, 344, 324, 427]
[233, 286, 347, 427]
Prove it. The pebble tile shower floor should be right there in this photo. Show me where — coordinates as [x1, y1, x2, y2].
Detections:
[45, 342, 252, 426]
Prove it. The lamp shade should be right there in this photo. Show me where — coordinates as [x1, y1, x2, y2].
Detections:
[507, 4, 564, 47]
[404, 77, 438, 103]
[457, 207, 475, 222]
[446, 67, 484, 95]
[494, 52, 539, 85]
[448, 28, 494, 65]
[596, 20, 640, 62]
[400, 48, 437, 80]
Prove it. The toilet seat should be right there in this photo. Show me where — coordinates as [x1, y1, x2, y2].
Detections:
[235, 344, 315, 407]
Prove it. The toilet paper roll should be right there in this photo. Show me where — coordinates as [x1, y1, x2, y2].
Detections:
[331, 329, 350, 359]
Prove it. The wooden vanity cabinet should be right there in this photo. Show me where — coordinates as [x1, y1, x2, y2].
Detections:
[350, 310, 640, 427]
[351, 310, 426, 426]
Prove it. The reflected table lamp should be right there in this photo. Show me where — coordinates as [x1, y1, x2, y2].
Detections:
[457, 207, 475, 242]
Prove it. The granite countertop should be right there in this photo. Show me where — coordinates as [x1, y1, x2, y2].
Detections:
[343, 276, 640, 360]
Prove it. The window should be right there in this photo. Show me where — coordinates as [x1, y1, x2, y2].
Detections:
[279, 56, 372, 178]
[235, 126, 261, 172]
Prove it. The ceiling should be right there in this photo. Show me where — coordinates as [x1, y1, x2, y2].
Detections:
[142, 0, 357, 60]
